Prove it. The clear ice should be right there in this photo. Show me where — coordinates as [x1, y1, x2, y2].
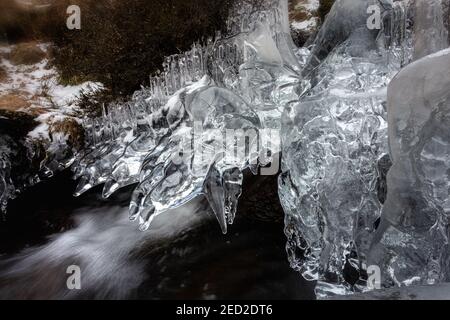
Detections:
[1, 0, 449, 298]
[280, 0, 449, 297]
[72, 0, 298, 234]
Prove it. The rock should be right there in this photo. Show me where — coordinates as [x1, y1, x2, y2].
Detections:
[0, 110, 37, 138]
[0, 94, 30, 112]
[9, 42, 46, 65]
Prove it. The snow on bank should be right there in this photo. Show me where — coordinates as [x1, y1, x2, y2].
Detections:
[0, 42, 102, 141]
[290, 0, 320, 33]
[291, 18, 320, 32]
[0, 43, 102, 113]
[0, 42, 103, 212]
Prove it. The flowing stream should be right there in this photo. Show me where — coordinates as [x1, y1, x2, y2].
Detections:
[0, 170, 315, 299]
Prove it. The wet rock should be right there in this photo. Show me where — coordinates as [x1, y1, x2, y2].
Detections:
[0, 110, 37, 137]
[9, 42, 46, 65]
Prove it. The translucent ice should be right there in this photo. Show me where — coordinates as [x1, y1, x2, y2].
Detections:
[73, 0, 298, 233]
[279, 0, 415, 297]
[369, 48, 450, 287]
[66, 0, 450, 298]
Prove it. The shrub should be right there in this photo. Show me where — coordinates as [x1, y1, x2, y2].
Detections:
[45, 0, 234, 97]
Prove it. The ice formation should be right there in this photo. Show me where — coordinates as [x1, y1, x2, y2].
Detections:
[280, 0, 449, 297]
[72, 0, 298, 233]
[70, 0, 450, 296]
[366, 0, 449, 289]
[1, 0, 449, 298]
[369, 49, 450, 287]
[280, 0, 416, 297]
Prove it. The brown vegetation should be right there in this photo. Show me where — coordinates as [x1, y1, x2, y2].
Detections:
[1, 0, 235, 113]
[9, 42, 46, 65]
[49, 117, 85, 149]
[0, 0, 53, 42]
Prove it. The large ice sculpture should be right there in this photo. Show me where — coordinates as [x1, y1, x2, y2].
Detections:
[281, 0, 450, 297]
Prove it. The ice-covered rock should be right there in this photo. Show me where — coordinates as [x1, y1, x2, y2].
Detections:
[413, 0, 448, 60]
[369, 48, 450, 287]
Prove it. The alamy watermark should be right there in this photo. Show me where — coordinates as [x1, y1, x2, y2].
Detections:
[66, 5, 81, 30]
[366, 264, 381, 290]
[66, 265, 81, 290]
[367, 4, 382, 30]
[167, 122, 281, 176]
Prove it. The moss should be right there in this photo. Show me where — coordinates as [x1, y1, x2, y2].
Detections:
[74, 88, 117, 117]
[46, 0, 234, 99]
[318, 0, 335, 22]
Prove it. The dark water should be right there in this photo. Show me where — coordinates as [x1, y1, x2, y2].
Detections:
[0, 171, 315, 300]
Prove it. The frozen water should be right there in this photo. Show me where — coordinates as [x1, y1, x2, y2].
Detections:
[73, 0, 298, 233]
[71, 0, 450, 297]
[413, 0, 448, 60]
[368, 48, 450, 287]
[2, 0, 449, 299]
[279, 0, 416, 297]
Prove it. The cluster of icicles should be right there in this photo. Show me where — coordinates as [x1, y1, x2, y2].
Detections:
[72, 0, 298, 233]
